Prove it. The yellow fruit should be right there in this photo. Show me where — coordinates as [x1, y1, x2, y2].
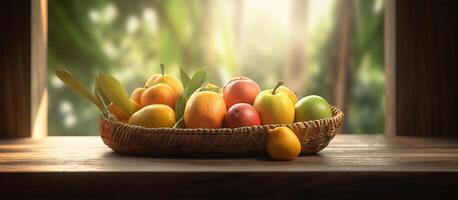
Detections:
[276, 86, 297, 104]
[145, 64, 183, 96]
[184, 91, 227, 128]
[253, 81, 295, 125]
[108, 99, 141, 120]
[140, 83, 176, 109]
[130, 87, 145, 105]
[127, 104, 176, 128]
[266, 127, 301, 160]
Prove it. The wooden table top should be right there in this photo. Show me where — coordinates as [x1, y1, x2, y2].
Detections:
[1, 134, 458, 172]
[1, 135, 458, 198]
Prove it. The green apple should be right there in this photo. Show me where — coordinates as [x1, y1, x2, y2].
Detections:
[253, 81, 295, 125]
[295, 95, 332, 122]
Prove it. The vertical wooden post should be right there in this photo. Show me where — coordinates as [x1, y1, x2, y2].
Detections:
[385, 0, 396, 136]
[31, 0, 48, 139]
[0, 1, 31, 138]
[396, 0, 458, 136]
[0, 0, 47, 138]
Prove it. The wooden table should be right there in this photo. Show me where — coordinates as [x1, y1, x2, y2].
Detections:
[1, 135, 458, 198]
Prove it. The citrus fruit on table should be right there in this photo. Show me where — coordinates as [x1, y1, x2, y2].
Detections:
[145, 64, 183, 96]
[253, 81, 295, 125]
[184, 91, 227, 129]
[130, 87, 145, 105]
[140, 83, 176, 109]
[295, 95, 332, 122]
[127, 104, 176, 128]
[266, 127, 301, 160]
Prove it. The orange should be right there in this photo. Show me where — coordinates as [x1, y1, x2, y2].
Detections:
[144, 64, 183, 96]
[184, 91, 227, 129]
[140, 83, 176, 109]
[130, 87, 145, 105]
[145, 74, 183, 96]
[266, 127, 301, 160]
[107, 99, 141, 120]
[128, 104, 176, 128]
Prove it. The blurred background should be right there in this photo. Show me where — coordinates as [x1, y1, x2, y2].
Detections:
[48, 0, 385, 136]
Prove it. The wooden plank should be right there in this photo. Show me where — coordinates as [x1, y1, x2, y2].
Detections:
[1, 135, 458, 172]
[1, 135, 458, 198]
[396, 0, 458, 136]
[0, 1, 31, 137]
[0, 0, 47, 138]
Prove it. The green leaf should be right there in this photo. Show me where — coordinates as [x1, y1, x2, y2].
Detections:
[54, 69, 105, 112]
[94, 81, 110, 117]
[172, 68, 208, 128]
[94, 89, 109, 117]
[179, 67, 190, 86]
[175, 94, 186, 120]
[186, 68, 207, 98]
[95, 80, 110, 106]
[97, 73, 132, 114]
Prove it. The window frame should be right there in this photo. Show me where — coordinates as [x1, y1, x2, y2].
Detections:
[2, 0, 396, 138]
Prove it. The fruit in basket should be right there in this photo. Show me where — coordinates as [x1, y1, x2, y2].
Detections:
[199, 82, 222, 94]
[108, 99, 141, 120]
[224, 103, 261, 128]
[266, 127, 301, 160]
[253, 81, 295, 125]
[223, 77, 261, 108]
[276, 86, 298, 104]
[184, 91, 227, 128]
[130, 87, 145, 105]
[145, 64, 183, 96]
[127, 104, 176, 128]
[295, 95, 332, 122]
[140, 83, 176, 109]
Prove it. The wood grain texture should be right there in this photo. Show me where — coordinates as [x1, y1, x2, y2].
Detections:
[396, 0, 458, 136]
[1, 135, 458, 172]
[1, 135, 458, 198]
[0, 1, 31, 137]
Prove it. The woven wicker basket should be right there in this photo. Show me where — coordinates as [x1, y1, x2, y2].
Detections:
[99, 106, 344, 157]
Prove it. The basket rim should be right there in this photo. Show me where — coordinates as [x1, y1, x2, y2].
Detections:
[100, 105, 344, 132]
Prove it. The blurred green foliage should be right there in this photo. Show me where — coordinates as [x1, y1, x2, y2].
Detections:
[48, 0, 385, 135]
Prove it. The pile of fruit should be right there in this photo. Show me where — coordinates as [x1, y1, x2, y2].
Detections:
[56, 64, 334, 160]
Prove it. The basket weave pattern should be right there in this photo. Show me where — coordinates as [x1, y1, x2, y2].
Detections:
[99, 106, 344, 157]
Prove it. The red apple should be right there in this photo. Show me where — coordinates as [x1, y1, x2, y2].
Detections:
[224, 103, 261, 128]
[223, 77, 261, 108]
